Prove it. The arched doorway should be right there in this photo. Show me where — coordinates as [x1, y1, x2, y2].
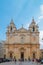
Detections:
[9, 51, 13, 59]
[10, 53, 13, 59]
[20, 47, 25, 61]
[33, 53, 35, 59]
[4, 54, 6, 59]
[21, 52, 24, 61]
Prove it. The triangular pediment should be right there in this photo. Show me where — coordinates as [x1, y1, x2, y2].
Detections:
[18, 27, 27, 32]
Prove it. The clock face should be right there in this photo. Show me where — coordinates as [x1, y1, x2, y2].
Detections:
[32, 33, 36, 36]
[10, 32, 12, 36]
[21, 36, 24, 43]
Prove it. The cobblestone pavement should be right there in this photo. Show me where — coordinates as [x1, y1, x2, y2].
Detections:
[0, 61, 43, 65]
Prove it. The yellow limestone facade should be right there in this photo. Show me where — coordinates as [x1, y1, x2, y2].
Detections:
[4, 18, 40, 60]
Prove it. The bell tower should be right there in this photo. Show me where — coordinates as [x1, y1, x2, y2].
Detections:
[6, 19, 17, 42]
[29, 18, 39, 32]
[7, 19, 17, 33]
[29, 18, 40, 59]
[29, 18, 39, 44]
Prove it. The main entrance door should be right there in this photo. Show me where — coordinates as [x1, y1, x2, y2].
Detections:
[9, 52, 13, 59]
[33, 53, 35, 59]
[21, 52, 24, 61]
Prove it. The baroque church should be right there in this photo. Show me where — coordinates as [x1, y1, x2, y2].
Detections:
[4, 18, 40, 60]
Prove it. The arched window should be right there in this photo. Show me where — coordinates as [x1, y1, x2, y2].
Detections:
[11, 26, 12, 31]
[33, 26, 35, 32]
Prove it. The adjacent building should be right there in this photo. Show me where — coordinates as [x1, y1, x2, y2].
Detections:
[40, 49, 43, 59]
[0, 42, 5, 58]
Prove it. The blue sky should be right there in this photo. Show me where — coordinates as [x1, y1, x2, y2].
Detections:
[0, 0, 43, 48]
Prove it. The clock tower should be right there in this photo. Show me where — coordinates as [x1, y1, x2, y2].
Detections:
[6, 19, 17, 43]
[29, 18, 39, 44]
[29, 18, 40, 59]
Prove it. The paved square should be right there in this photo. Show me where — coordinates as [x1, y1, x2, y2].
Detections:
[0, 61, 42, 65]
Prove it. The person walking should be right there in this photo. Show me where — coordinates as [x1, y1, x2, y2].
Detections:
[14, 56, 16, 64]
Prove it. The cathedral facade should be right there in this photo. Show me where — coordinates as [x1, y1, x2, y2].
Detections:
[4, 18, 40, 60]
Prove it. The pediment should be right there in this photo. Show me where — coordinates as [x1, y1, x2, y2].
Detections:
[18, 27, 27, 32]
